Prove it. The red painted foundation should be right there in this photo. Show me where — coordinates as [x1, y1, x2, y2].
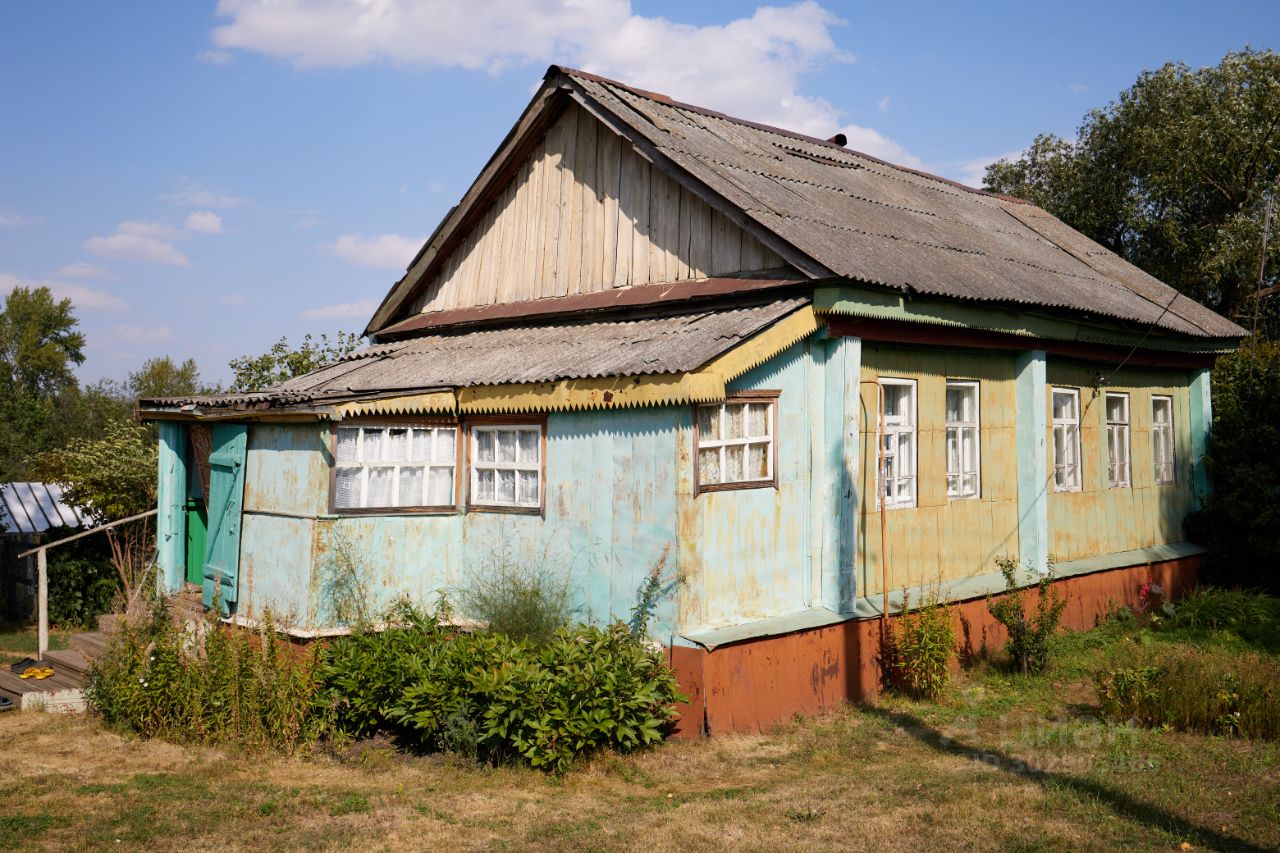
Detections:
[667, 555, 1202, 736]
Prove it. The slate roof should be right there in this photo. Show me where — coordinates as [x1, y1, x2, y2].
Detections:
[557, 68, 1242, 339]
[0, 482, 93, 536]
[141, 299, 807, 412]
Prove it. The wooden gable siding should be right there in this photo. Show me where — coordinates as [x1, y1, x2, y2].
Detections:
[408, 102, 785, 316]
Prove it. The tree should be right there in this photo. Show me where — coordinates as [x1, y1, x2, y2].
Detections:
[0, 285, 85, 397]
[985, 48, 1280, 333]
[228, 332, 361, 392]
[128, 356, 217, 399]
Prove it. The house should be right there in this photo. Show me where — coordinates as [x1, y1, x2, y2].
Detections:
[139, 66, 1244, 734]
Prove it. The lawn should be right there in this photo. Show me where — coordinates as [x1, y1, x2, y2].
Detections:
[1, 621, 1277, 852]
[0, 625, 70, 666]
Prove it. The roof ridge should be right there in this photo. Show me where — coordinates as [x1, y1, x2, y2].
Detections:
[550, 64, 1034, 206]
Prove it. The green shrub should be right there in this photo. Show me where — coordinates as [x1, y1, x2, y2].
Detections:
[1094, 642, 1280, 739]
[395, 623, 683, 772]
[1158, 585, 1280, 652]
[883, 584, 955, 699]
[48, 554, 117, 629]
[987, 557, 1069, 674]
[320, 615, 686, 772]
[456, 557, 574, 644]
[87, 602, 324, 751]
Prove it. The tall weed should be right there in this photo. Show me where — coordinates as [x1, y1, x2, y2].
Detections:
[883, 583, 955, 699]
[987, 557, 1068, 674]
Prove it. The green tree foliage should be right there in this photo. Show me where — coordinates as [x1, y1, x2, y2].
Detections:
[1185, 342, 1280, 590]
[984, 48, 1280, 332]
[0, 286, 88, 480]
[0, 285, 85, 396]
[128, 356, 215, 400]
[228, 332, 360, 393]
[37, 419, 158, 520]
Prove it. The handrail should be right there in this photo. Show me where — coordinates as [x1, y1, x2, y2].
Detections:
[18, 508, 158, 660]
[18, 508, 158, 559]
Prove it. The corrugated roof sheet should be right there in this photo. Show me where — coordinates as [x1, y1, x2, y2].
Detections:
[143, 299, 807, 411]
[558, 68, 1243, 339]
[0, 482, 93, 536]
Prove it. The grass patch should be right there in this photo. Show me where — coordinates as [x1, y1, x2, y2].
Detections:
[1, 617, 1278, 851]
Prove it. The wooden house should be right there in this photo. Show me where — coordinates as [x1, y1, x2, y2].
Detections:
[140, 67, 1243, 734]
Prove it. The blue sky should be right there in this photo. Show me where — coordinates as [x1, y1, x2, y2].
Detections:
[1, 1, 1276, 385]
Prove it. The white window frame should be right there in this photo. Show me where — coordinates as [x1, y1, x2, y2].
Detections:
[1152, 395, 1176, 485]
[876, 378, 917, 510]
[1051, 387, 1083, 493]
[333, 423, 458, 511]
[468, 422, 544, 510]
[694, 393, 778, 492]
[945, 380, 981, 500]
[1105, 392, 1131, 488]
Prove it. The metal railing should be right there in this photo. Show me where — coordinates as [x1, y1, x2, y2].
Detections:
[17, 508, 158, 660]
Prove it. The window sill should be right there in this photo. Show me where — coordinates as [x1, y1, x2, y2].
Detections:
[331, 506, 460, 517]
[466, 503, 544, 516]
[696, 479, 778, 495]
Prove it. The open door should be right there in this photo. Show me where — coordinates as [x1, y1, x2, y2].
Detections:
[202, 424, 247, 614]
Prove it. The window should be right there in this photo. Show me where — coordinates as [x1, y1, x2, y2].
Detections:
[695, 393, 777, 491]
[1152, 395, 1176, 485]
[1105, 392, 1130, 488]
[1051, 387, 1082, 492]
[335, 424, 457, 510]
[877, 378, 917, 509]
[945, 381, 980, 499]
[470, 423, 543, 509]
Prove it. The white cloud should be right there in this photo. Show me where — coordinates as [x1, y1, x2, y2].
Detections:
[302, 300, 378, 320]
[221, 294, 247, 305]
[198, 49, 233, 65]
[941, 148, 1027, 189]
[323, 233, 421, 269]
[877, 95, 891, 112]
[0, 272, 127, 311]
[86, 221, 189, 266]
[0, 211, 38, 226]
[1066, 82, 1087, 93]
[185, 210, 224, 234]
[114, 323, 173, 343]
[55, 262, 114, 279]
[212, 0, 853, 138]
[161, 179, 247, 209]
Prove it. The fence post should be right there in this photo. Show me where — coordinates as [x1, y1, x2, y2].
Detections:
[37, 547, 48, 661]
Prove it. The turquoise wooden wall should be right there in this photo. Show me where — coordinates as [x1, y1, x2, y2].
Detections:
[171, 333, 1210, 639]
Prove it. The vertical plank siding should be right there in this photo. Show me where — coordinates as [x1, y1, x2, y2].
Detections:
[410, 103, 784, 315]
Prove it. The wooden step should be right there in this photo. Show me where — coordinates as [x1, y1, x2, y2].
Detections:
[69, 631, 109, 661]
[44, 649, 92, 679]
[0, 665, 87, 713]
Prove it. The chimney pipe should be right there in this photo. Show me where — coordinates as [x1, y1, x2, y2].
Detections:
[827, 133, 847, 147]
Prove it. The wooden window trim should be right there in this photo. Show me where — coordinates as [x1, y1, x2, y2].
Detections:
[1105, 392, 1131, 489]
[693, 390, 781, 495]
[1051, 386, 1083, 493]
[465, 415, 548, 516]
[1151, 394, 1177, 486]
[944, 379, 981, 501]
[327, 417, 462, 516]
[877, 377, 917, 510]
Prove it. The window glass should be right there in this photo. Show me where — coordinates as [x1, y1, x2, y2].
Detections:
[695, 397, 776, 489]
[1152, 396, 1176, 485]
[333, 424, 457, 510]
[878, 379, 917, 508]
[945, 381, 980, 499]
[1051, 388, 1082, 491]
[470, 425, 543, 509]
[1106, 393, 1130, 488]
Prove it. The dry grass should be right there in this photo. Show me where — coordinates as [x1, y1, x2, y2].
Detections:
[2, 627, 1279, 852]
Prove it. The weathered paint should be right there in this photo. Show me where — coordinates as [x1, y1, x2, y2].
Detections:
[1045, 361, 1196, 563]
[203, 425, 248, 614]
[1189, 367, 1213, 505]
[856, 344, 1021, 599]
[669, 554, 1203, 735]
[820, 334, 860, 613]
[1015, 350, 1049, 573]
[156, 422, 187, 594]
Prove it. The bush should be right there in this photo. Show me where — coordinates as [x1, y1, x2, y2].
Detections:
[87, 602, 324, 751]
[1158, 585, 1280, 652]
[883, 584, 954, 699]
[1094, 642, 1280, 739]
[987, 557, 1069, 674]
[319, 614, 685, 772]
[455, 551, 573, 644]
[1185, 341, 1280, 592]
[47, 554, 117, 629]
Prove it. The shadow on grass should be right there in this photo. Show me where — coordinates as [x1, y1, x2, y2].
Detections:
[864, 705, 1267, 853]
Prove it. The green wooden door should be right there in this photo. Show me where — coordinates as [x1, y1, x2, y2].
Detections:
[185, 499, 207, 586]
[202, 424, 247, 614]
